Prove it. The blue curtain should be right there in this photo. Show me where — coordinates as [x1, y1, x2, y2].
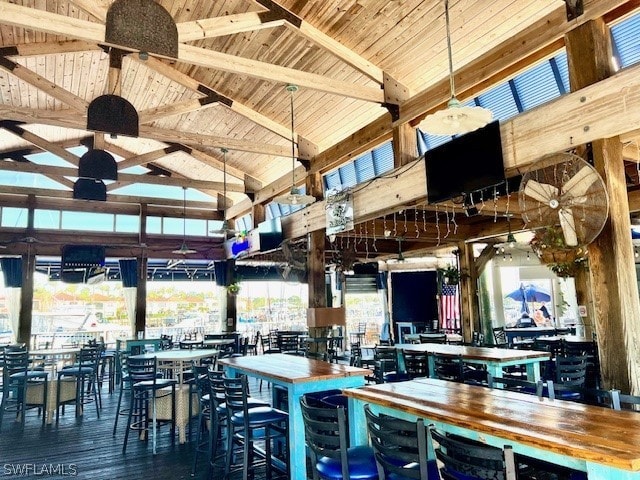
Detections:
[214, 261, 227, 286]
[0, 257, 22, 287]
[119, 259, 137, 288]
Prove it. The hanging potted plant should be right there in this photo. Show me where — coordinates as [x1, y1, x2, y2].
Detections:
[227, 282, 241, 296]
[530, 226, 587, 278]
[438, 265, 460, 285]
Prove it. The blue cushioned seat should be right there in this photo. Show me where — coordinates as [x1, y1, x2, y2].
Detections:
[316, 445, 378, 480]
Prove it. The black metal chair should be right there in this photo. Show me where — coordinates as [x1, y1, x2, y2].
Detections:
[56, 345, 101, 423]
[122, 356, 177, 454]
[611, 389, 640, 411]
[224, 375, 289, 480]
[300, 393, 377, 480]
[432, 354, 465, 383]
[492, 326, 509, 347]
[403, 350, 430, 379]
[487, 374, 546, 398]
[429, 427, 518, 480]
[0, 347, 49, 429]
[419, 333, 447, 344]
[552, 354, 588, 400]
[364, 405, 439, 479]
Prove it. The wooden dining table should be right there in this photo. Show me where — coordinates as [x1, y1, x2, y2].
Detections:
[344, 378, 640, 479]
[219, 353, 371, 480]
[395, 343, 550, 381]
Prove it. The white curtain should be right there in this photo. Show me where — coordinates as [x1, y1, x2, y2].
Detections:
[5, 287, 21, 342]
[123, 287, 137, 338]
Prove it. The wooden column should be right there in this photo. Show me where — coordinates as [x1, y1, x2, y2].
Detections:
[392, 122, 418, 168]
[225, 259, 237, 333]
[17, 251, 35, 346]
[566, 19, 640, 393]
[252, 203, 266, 225]
[135, 255, 147, 338]
[457, 242, 478, 343]
[306, 171, 329, 348]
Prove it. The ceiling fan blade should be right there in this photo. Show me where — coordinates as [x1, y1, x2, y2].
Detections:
[558, 207, 579, 246]
[523, 179, 558, 204]
[563, 165, 600, 198]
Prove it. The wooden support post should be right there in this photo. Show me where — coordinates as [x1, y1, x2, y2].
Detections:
[457, 242, 478, 343]
[135, 255, 147, 338]
[306, 171, 329, 344]
[392, 122, 417, 168]
[225, 259, 237, 333]
[252, 203, 266, 225]
[17, 252, 34, 347]
[566, 19, 640, 393]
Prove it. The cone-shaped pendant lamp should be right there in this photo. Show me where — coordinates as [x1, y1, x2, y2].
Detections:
[421, 0, 492, 135]
[274, 85, 316, 206]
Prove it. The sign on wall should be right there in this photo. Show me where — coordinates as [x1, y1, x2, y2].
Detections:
[326, 190, 354, 235]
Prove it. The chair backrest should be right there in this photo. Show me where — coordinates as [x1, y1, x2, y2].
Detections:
[127, 356, 158, 383]
[492, 327, 508, 347]
[403, 350, 429, 379]
[78, 346, 100, 369]
[223, 375, 251, 419]
[300, 394, 351, 480]
[487, 374, 545, 398]
[432, 354, 465, 382]
[191, 363, 210, 398]
[611, 389, 640, 411]
[471, 331, 485, 347]
[207, 369, 225, 408]
[419, 333, 447, 344]
[429, 427, 517, 480]
[365, 405, 434, 480]
[555, 354, 588, 387]
[547, 381, 615, 406]
[3, 349, 29, 379]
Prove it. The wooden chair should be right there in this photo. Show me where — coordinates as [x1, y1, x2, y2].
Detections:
[364, 405, 439, 480]
[300, 394, 377, 480]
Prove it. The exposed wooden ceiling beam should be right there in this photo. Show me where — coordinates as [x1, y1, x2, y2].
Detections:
[0, 121, 81, 166]
[0, 40, 101, 57]
[140, 56, 302, 142]
[177, 12, 286, 41]
[67, 0, 110, 22]
[0, 56, 89, 111]
[0, 184, 219, 210]
[0, 105, 296, 158]
[0, 159, 245, 193]
[0, 2, 385, 104]
[116, 145, 185, 170]
[253, 0, 385, 86]
[137, 96, 219, 124]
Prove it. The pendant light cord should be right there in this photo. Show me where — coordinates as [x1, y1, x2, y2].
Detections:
[182, 186, 187, 241]
[222, 148, 228, 222]
[444, 0, 455, 100]
[289, 86, 296, 191]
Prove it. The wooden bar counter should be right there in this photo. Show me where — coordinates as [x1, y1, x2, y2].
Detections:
[220, 353, 371, 480]
[344, 378, 640, 479]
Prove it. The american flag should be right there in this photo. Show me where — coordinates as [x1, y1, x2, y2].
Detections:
[439, 283, 460, 331]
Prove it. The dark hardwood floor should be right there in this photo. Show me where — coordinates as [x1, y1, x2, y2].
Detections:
[0, 378, 278, 480]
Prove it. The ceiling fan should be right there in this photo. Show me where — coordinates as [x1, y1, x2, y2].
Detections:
[519, 152, 609, 247]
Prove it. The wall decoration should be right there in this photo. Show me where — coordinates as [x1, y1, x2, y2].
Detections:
[326, 190, 354, 235]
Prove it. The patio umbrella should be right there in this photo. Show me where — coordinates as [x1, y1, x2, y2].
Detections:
[506, 283, 551, 316]
[505, 283, 551, 303]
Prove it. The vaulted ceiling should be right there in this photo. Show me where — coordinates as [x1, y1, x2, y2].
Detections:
[0, 0, 637, 260]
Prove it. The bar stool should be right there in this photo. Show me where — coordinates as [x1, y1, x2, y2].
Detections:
[0, 347, 49, 429]
[224, 375, 288, 480]
[56, 346, 101, 423]
[122, 356, 177, 455]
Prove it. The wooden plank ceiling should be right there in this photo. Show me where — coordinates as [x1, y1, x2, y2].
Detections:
[0, 0, 635, 260]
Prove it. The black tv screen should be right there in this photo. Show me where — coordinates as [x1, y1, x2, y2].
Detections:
[425, 120, 505, 204]
[258, 217, 283, 252]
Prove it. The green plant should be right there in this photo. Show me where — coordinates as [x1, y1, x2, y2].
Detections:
[227, 283, 241, 295]
[530, 226, 587, 278]
[438, 265, 460, 285]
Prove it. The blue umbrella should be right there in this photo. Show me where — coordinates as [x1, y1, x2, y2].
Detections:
[505, 283, 551, 303]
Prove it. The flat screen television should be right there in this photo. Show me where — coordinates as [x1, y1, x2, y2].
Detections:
[425, 120, 505, 204]
[258, 218, 283, 252]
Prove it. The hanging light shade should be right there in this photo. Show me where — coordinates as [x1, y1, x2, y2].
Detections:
[173, 187, 196, 255]
[420, 0, 492, 136]
[274, 85, 316, 206]
[210, 148, 237, 237]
